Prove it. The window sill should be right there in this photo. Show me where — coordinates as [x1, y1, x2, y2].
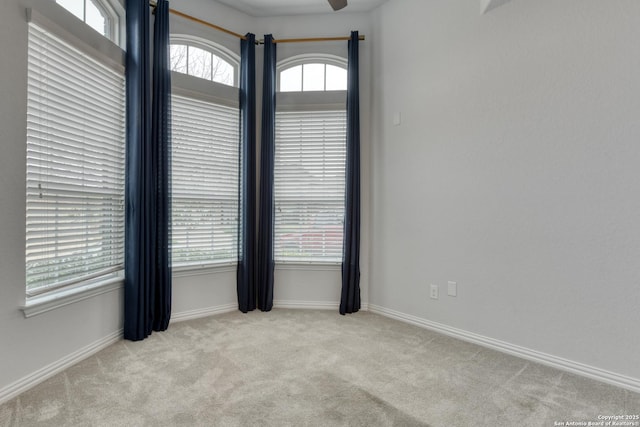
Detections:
[275, 261, 341, 271]
[172, 261, 237, 278]
[21, 277, 124, 318]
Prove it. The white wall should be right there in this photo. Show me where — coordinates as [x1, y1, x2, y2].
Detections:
[370, 0, 640, 380]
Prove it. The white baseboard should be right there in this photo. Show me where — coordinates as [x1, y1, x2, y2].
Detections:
[0, 329, 122, 406]
[170, 303, 238, 323]
[274, 300, 339, 310]
[368, 304, 640, 394]
[274, 300, 369, 311]
[171, 300, 369, 321]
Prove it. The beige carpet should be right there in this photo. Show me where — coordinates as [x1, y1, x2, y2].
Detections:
[0, 309, 638, 426]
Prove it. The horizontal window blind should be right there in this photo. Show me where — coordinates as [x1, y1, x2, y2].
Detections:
[25, 23, 126, 295]
[275, 110, 346, 262]
[171, 94, 239, 266]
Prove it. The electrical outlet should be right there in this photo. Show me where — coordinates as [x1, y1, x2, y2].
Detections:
[430, 284, 439, 299]
[448, 281, 457, 297]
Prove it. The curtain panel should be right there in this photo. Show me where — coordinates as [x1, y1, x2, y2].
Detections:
[340, 31, 361, 315]
[237, 33, 257, 313]
[257, 34, 277, 312]
[124, 0, 172, 340]
[151, 0, 172, 331]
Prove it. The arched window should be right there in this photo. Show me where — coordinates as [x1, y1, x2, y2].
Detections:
[170, 36, 239, 87]
[55, 0, 122, 44]
[278, 55, 347, 92]
[169, 35, 240, 269]
[274, 54, 348, 263]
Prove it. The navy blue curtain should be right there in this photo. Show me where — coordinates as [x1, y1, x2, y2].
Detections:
[124, 0, 172, 340]
[237, 33, 257, 313]
[257, 35, 276, 312]
[151, 0, 172, 331]
[340, 31, 361, 315]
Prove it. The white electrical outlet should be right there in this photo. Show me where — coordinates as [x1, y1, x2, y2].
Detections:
[430, 284, 439, 299]
[448, 281, 457, 297]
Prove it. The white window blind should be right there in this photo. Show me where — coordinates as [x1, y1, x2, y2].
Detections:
[274, 110, 346, 262]
[171, 94, 239, 266]
[25, 23, 126, 296]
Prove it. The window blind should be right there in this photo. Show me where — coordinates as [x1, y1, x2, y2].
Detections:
[25, 23, 126, 295]
[171, 94, 239, 266]
[274, 110, 346, 262]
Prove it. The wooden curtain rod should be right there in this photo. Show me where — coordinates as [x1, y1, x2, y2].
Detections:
[149, 2, 365, 45]
[150, 2, 248, 41]
[258, 35, 366, 44]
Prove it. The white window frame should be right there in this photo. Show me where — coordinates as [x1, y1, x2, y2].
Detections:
[170, 34, 240, 88]
[274, 55, 348, 266]
[55, 0, 125, 47]
[22, 4, 126, 317]
[170, 36, 241, 274]
[277, 53, 347, 93]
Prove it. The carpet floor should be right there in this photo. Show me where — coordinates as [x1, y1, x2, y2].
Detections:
[0, 309, 638, 426]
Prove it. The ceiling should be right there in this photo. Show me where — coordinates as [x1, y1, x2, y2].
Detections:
[213, 0, 388, 17]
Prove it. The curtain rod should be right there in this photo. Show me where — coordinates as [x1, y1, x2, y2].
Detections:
[149, 3, 365, 45]
[150, 2, 248, 41]
[258, 35, 365, 45]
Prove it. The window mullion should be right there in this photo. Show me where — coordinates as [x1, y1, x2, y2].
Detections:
[186, 45, 190, 75]
[323, 63, 327, 91]
[210, 52, 213, 82]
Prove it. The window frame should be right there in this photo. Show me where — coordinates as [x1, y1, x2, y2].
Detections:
[170, 35, 241, 273]
[170, 34, 240, 88]
[277, 54, 347, 93]
[22, 3, 126, 316]
[274, 109, 347, 265]
[274, 54, 348, 265]
[55, 0, 124, 47]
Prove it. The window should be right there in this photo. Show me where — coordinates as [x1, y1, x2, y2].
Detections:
[274, 111, 347, 262]
[169, 37, 240, 269]
[170, 36, 238, 87]
[170, 95, 239, 267]
[279, 56, 347, 92]
[55, 0, 122, 44]
[25, 22, 126, 296]
[274, 55, 348, 263]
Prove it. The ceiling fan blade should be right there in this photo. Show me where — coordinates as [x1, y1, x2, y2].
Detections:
[328, 0, 348, 11]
